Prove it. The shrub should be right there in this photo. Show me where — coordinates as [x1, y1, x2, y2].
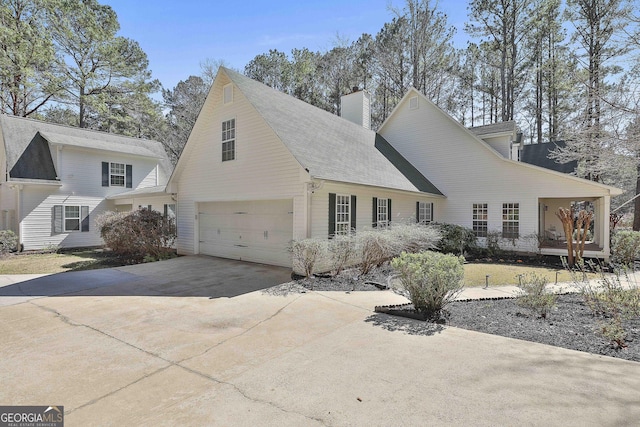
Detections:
[356, 229, 396, 275]
[391, 251, 465, 321]
[96, 209, 176, 263]
[434, 223, 476, 255]
[611, 230, 640, 267]
[386, 223, 441, 255]
[515, 273, 557, 319]
[0, 230, 18, 255]
[289, 238, 329, 277]
[329, 234, 356, 276]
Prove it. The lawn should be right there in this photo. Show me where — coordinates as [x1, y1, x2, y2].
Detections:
[0, 249, 125, 274]
[463, 262, 592, 287]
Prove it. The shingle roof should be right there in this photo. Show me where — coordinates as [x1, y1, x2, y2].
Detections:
[223, 68, 442, 195]
[469, 121, 516, 136]
[520, 141, 577, 174]
[0, 114, 171, 181]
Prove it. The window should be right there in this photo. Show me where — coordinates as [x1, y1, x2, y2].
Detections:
[472, 203, 488, 237]
[223, 83, 233, 104]
[502, 203, 519, 238]
[164, 204, 176, 220]
[222, 118, 235, 161]
[102, 162, 131, 188]
[417, 202, 433, 223]
[53, 205, 89, 233]
[335, 195, 351, 235]
[373, 197, 390, 228]
[110, 162, 125, 186]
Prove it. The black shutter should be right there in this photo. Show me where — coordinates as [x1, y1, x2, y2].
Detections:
[372, 197, 378, 228]
[126, 164, 133, 188]
[328, 193, 336, 238]
[102, 162, 109, 187]
[416, 201, 420, 223]
[388, 199, 392, 224]
[350, 195, 357, 231]
[164, 204, 168, 217]
[52, 205, 63, 233]
[429, 203, 434, 222]
[81, 206, 89, 232]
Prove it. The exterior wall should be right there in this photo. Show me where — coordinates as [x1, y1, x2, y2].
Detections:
[113, 195, 174, 213]
[16, 147, 162, 250]
[309, 181, 440, 239]
[379, 91, 614, 253]
[173, 72, 307, 255]
[481, 135, 511, 159]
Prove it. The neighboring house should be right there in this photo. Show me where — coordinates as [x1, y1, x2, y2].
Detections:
[168, 67, 622, 267]
[0, 115, 173, 250]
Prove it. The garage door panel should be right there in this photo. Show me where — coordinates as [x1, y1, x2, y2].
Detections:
[198, 200, 293, 267]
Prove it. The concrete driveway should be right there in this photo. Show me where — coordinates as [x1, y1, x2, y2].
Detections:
[1, 256, 639, 426]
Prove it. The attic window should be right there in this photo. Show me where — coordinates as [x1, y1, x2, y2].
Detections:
[409, 96, 419, 110]
[223, 84, 233, 105]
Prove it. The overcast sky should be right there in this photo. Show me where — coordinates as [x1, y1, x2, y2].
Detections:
[104, 0, 470, 91]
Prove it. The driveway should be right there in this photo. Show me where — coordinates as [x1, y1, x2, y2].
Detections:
[1, 256, 639, 426]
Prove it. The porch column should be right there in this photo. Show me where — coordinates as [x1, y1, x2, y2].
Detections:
[603, 196, 611, 258]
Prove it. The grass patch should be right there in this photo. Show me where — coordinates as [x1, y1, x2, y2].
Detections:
[0, 249, 126, 274]
[463, 263, 594, 287]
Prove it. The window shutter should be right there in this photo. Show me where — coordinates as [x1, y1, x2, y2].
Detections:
[416, 201, 420, 223]
[350, 195, 357, 231]
[164, 204, 168, 217]
[126, 164, 133, 188]
[430, 203, 434, 222]
[328, 193, 336, 238]
[102, 162, 109, 187]
[81, 206, 90, 232]
[52, 205, 63, 233]
[388, 199, 392, 224]
[372, 197, 378, 228]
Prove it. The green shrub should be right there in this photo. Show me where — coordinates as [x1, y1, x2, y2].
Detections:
[434, 223, 476, 255]
[391, 251, 465, 321]
[611, 230, 640, 267]
[0, 230, 18, 255]
[515, 273, 557, 319]
[289, 238, 329, 277]
[96, 209, 176, 263]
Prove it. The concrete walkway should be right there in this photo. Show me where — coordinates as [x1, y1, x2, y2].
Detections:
[0, 257, 639, 426]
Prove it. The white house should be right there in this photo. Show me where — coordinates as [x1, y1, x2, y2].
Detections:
[0, 115, 173, 250]
[167, 67, 622, 267]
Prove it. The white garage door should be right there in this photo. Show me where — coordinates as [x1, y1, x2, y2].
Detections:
[198, 200, 293, 267]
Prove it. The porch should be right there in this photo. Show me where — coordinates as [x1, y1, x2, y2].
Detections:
[537, 197, 609, 260]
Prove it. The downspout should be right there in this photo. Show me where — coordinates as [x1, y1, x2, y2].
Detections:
[15, 184, 23, 251]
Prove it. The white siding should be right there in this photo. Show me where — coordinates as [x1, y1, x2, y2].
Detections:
[174, 72, 306, 255]
[379, 91, 614, 252]
[310, 182, 440, 239]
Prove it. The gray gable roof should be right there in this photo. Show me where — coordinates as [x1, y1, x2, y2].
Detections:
[0, 114, 171, 181]
[469, 121, 516, 136]
[520, 141, 577, 174]
[223, 68, 442, 195]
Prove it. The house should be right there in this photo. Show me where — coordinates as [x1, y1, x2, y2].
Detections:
[518, 141, 578, 175]
[0, 115, 173, 251]
[167, 67, 622, 267]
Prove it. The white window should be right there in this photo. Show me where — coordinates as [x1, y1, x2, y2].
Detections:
[110, 162, 125, 187]
[65, 206, 80, 231]
[222, 118, 235, 161]
[418, 202, 433, 223]
[502, 203, 520, 238]
[335, 195, 351, 235]
[473, 203, 488, 237]
[223, 83, 233, 104]
[409, 96, 419, 110]
[377, 198, 389, 227]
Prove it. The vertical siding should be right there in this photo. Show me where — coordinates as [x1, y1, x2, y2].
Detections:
[379, 92, 613, 252]
[174, 72, 306, 255]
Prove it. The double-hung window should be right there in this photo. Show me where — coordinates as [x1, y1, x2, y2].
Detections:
[472, 203, 488, 237]
[502, 203, 520, 238]
[222, 118, 235, 161]
[102, 162, 132, 188]
[376, 198, 389, 228]
[65, 206, 80, 231]
[417, 202, 433, 224]
[335, 195, 351, 235]
[53, 205, 90, 233]
[110, 162, 125, 187]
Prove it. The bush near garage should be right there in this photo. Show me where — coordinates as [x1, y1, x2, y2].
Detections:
[96, 208, 176, 263]
[0, 230, 18, 255]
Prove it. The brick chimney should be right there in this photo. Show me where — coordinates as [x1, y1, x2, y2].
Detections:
[340, 87, 371, 130]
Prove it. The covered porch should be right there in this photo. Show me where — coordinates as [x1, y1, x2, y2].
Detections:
[537, 197, 610, 260]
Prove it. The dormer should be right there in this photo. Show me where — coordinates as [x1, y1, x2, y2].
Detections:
[469, 121, 520, 160]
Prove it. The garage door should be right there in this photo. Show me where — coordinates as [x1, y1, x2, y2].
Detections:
[198, 200, 293, 267]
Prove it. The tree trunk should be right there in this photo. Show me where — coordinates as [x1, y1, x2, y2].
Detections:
[633, 163, 640, 231]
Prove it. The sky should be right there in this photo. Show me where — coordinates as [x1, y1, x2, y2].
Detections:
[104, 0, 470, 92]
